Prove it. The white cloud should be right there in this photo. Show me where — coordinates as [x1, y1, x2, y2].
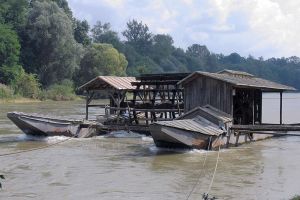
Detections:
[208, 0, 300, 57]
[68, 0, 300, 58]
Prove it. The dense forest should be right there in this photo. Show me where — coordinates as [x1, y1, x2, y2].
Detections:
[1, 0, 300, 100]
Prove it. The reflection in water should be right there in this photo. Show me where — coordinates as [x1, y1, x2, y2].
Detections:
[1, 94, 300, 200]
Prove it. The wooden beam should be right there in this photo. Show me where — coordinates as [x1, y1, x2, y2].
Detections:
[280, 91, 283, 125]
[231, 124, 300, 131]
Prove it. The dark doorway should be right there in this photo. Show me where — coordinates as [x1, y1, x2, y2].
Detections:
[233, 88, 262, 125]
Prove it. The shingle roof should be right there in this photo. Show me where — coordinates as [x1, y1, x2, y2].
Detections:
[78, 76, 138, 91]
[178, 70, 296, 91]
[176, 105, 232, 124]
[155, 116, 224, 136]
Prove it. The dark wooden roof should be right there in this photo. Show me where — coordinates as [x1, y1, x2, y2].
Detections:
[78, 76, 137, 91]
[132, 73, 190, 87]
[178, 70, 296, 91]
[154, 105, 231, 136]
[176, 105, 232, 124]
[137, 73, 190, 81]
[154, 116, 224, 136]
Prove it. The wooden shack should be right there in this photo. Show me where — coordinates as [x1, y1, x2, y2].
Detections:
[77, 76, 137, 120]
[78, 73, 189, 133]
[178, 69, 296, 125]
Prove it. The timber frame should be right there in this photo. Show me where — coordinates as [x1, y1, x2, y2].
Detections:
[78, 73, 189, 133]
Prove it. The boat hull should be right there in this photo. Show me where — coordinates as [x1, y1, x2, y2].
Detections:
[150, 124, 222, 150]
[7, 112, 82, 137]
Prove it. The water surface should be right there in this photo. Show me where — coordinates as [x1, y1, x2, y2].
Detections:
[1, 94, 300, 200]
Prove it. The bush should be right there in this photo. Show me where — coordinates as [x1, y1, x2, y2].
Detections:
[0, 83, 14, 99]
[42, 79, 77, 101]
[291, 195, 300, 200]
[14, 72, 41, 99]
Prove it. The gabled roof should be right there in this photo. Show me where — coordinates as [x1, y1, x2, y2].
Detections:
[78, 76, 138, 91]
[178, 70, 296, 91]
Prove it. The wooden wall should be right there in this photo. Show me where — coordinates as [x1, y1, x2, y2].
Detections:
[183, 75, 233, 115]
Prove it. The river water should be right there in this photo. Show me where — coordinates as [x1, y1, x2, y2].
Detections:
[0, 93, 300, 200]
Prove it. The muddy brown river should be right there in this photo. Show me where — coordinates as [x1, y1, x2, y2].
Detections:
[1, 93, 300, 200]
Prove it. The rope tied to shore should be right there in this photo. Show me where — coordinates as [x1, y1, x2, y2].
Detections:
[203, 135, 222, 200]
[185, 136, 212, 200]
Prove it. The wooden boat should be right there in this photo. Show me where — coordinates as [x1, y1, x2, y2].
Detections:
[7, 112, 97, 138]
[149, 105, 232, 150]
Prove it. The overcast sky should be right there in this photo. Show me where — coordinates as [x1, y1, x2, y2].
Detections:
[68, 0, 300, 58]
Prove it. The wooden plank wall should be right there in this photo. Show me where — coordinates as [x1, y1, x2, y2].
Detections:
[184, 75, 233, 115]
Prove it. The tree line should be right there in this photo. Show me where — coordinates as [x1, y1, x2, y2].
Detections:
[1, 0, 300, 100]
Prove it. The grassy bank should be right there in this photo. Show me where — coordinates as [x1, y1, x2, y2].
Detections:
[0, 80, 82, 103]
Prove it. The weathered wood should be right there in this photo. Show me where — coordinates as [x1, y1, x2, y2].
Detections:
[107, 107, 184, 112]
[231, 124, 300, 131]
[235, 132, 240, 146]
[87, 105, 107, 108]
[238, 130, 300, 137]
[184, 75, 233, 115]
[280, 91, 283, 125]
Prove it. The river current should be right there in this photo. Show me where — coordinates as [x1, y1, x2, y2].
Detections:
[1, 93, 300, 200]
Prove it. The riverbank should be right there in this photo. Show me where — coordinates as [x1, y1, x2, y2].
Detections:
[0, 80, 82, 103]
[0, 96, 83, 104]
[0, 97, 41, 104]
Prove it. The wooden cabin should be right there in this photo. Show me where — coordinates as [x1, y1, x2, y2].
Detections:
[178, 69, 296, 125]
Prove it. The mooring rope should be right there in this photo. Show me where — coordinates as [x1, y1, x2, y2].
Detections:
[0, 137, 73, 157]
[185, 136, 212, 200]
[203, 136, 222, 199]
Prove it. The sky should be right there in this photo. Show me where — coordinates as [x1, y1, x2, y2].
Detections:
[68, 0, 300, 58]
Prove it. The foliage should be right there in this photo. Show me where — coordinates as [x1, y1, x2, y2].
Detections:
[0, 83, 14, 99]
[21, 0, 82, 87]
[41, 79, 76, 101]
[14, 71, 40, 99]
[91, 21, 122, 50]
[122, 20, 152, 55]
[0, 23, 23, 85]
[151, 34, 174, 62]
[0, 0, 28, 33]
[75, 43, 127, 86]
[52, 0, 72, 18]
[291, 195, 300, 200]
[1, 0, 300, 101]
[74, 19, 91, 46]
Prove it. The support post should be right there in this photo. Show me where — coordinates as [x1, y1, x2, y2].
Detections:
[86, 92, 89, 120]
[280, 91, 283, 125]
[85, 91, 94, 120]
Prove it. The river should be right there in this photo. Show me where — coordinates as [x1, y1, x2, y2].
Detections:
[1, 93, 300, 200]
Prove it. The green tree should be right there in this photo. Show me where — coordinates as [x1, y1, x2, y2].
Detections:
[122, 19, 152, 55]
[91, 21, 122, 50]
[74, 19, 91, 46]
[14, 70, 41, 98]
[0, 0, 28, 33]
[0, 23, 23, 84]
[22, 0, 82, 87]
[151, 34, 174, 62]
[186, 44, 210, 58]
[75, 43, 128, 86]
[48, 0, 73, 19]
